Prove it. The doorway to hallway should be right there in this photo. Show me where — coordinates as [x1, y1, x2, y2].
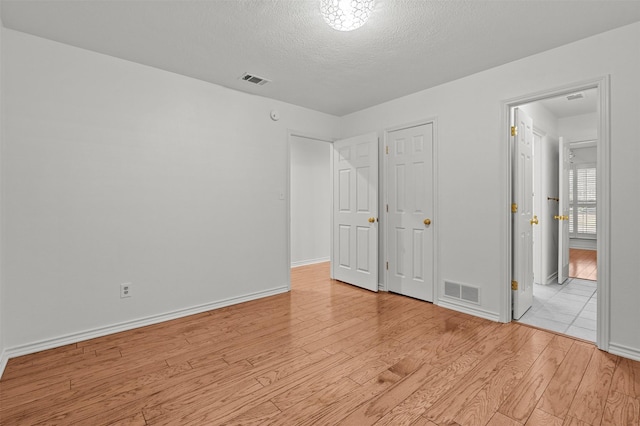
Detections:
[289, 133, 332, 270]
[509, 82, 605, 344]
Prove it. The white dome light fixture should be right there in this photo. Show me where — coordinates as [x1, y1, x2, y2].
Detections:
[320, 0, 375, 32]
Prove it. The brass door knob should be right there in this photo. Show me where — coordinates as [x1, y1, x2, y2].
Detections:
[554, 215, 561, 220]
[368, 217, 375, 223]
[530, 215, 539, 225]
[424, 218, 431, 225]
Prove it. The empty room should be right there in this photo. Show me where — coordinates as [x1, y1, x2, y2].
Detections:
[1, 1, 640, 425]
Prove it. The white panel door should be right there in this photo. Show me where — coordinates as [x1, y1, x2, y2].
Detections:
[387, 124, 434, 302]
[513, 108, 535, 320]
[558, 137, 570, 284]
[332, 132, 378, 292]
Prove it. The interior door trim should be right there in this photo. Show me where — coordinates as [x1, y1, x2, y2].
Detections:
[501, 76, 610, 352]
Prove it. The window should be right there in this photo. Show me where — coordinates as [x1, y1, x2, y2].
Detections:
[568, 163, 596, 238]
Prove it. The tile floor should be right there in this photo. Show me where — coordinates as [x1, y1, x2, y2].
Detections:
[518, 278, 597, 342]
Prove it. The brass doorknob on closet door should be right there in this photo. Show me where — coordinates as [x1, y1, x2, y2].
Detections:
[554, 215, 561, 220]
[530, 215, 539, 225]
[368, 217, 375, 223]
[424, 218, 431, 225]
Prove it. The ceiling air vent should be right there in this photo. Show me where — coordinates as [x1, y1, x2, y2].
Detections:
[240, 73, 270, 86]
[566, 92, 584, 101]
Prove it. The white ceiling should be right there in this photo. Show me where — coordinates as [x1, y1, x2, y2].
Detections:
[537, 88, 598, 119]
[2, 0, 640, 116]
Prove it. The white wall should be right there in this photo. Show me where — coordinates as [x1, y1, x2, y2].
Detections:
[572, 145, 597, 164]
[340, 22, 640, 356]
[1, 29, 340, 354]
[290, 135, 331, 267]
[0, 6, 6, 375]
[559, 112, 598, 142]
[520, 102, 559, 139]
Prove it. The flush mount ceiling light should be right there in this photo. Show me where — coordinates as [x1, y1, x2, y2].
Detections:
[320, 0, 375, 31]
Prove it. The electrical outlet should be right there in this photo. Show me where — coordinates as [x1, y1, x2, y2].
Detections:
[120, 283, 132, 298]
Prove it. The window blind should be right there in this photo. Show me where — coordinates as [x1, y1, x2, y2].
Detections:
[568, 164, 596, 237]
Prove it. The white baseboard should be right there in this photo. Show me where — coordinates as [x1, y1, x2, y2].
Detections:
[437, 298, 501, 322]
[0, 347, 8, 379]
[535, 271, 558, 286]
[570, 238, 597, 250]
[291, 257, 330, 268]
[609, 342, 640, 362]
[0, 285, 289, 374]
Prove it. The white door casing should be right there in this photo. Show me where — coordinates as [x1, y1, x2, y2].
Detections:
[558, 137, 570, 284]
[332, 133, 379, 292]
[513, 108, 535, 320]
[503, 77, 608, 350]
[387, 124, 434, 302]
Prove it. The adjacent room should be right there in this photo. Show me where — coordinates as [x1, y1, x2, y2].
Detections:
[514, 90, 599, 342]
[1, 1, 640, 424]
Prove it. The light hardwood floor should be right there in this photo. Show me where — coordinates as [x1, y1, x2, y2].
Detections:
[569, 248, 597, 281]
[1, 262, 638, 425]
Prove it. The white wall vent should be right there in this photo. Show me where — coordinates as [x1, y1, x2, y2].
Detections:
[240, 73, 270, 86]
[444, 281, 480, 304]
[461, 285, 480, 303]
[444, 281, 461, 298]
[566, 92, 584, 101]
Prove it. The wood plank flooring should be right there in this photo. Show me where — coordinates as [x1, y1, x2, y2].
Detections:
[569, 248, 597, 281]
[1, 262, 638, 425]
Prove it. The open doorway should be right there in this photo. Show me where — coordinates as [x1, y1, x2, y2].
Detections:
[510, 87, 601, 343]
[288, 131, 380, 293]
[289, 133, 332, 271]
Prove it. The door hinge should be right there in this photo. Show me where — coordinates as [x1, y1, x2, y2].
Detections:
[386, 261, 389, 270]
[511, 280, 518, 290]
[385, 146, 389, 155]
[386, 204, 388, 212]
[511, 126, 517, 137]
[511, 203, 518, 213]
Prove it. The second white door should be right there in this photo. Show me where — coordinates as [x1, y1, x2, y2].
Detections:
[332, 133, 379, 292]
[387, 123, 434, 302]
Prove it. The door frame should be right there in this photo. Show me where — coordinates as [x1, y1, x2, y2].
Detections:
[382, 118, 439, 303]
[286, 130, 335, 290]
[501, 76, 610, 351]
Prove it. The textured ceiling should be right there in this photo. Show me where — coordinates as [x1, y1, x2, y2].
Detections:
[2, 0, 640, 116]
